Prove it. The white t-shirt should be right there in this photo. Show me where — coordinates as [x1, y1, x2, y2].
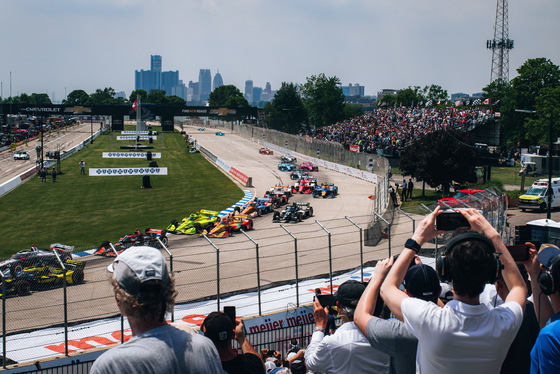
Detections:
[402, 298, 523, 374]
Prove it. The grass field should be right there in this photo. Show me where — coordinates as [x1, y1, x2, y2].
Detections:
[0, 127, 243, 257]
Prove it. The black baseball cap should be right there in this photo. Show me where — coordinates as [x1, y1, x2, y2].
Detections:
[334, 280, 366, 307]
[201, 312, 234, 343]
[403, 264, 441, 300]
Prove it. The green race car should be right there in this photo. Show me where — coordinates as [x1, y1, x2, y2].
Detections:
[166, 209, 219, 234]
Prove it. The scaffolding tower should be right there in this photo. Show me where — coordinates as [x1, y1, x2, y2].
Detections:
[486, 0, 514, 83]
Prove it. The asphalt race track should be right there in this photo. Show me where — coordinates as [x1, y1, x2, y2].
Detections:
[3, 125, 393, 335]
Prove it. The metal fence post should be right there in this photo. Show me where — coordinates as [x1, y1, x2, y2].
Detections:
[109, 243, 125, 343]
[52, 248, 68, 356]
[396, 208, 416, 233]
[2, 274, 6, 369]
[280, 225, 299, 307]
[158, 237, 174, 322]
[372, 212, 391, 257]
[315, 220, 333, 293]
[240, 230, 262, 316]
[203, 234, 221, 311]
[344, 216, 364, 282]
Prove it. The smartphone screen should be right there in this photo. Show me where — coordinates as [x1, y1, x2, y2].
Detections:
[223, 306, 236, 323]
[317, 294, 335, 307]
[506, 244, 530, 262]
[436, 212, 470, 231]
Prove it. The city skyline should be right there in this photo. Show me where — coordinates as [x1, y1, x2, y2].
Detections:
[0, 1, 558, 101]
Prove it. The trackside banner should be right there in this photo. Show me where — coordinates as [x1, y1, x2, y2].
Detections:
[120, 131, 158, 135]
[102, 152, 161, 159]
[89, 167, 168, 176]
[116, 135, 157, 140]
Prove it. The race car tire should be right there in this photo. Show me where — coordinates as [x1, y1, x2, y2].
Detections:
[16, 281, 31, 296]
[521, 208, 526, 212]
[247, 221, 253, 230]
[540, 203, 546, 211]
[309, 207, 314, 217]
[272, 211, 280, 222]
[14, 264, 23, 275]
[72, 270, 85, 284]
[297, 212, 303, 222]
[257, 208, 262, 217]
[161, 236, 169, 247]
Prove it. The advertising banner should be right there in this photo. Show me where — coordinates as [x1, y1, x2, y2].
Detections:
[116, 136, 157, 140]
[89, 167, 168, 176]
[102, 152, 161, 159]
[120, 131, 158, 135]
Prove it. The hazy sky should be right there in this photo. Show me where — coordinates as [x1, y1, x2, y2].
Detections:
[1, 0, 558, 101]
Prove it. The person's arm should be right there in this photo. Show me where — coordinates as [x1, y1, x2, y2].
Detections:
[288, 349, 305, 365]
[381, 206, 443, 321]
[304, 299, 332, 372]
[355, 256, 393, 335]
[523, 242, 554, 328]
[234, 320, 264, 365]
[460, 209, 526, 311]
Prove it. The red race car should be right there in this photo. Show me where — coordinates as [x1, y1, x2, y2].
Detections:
[259, 148, 274, 155]
[437, 189, 484, 209]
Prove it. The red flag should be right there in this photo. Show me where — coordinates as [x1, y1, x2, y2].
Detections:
[132, 98, 138, 111]
[482, 98, 491, 105]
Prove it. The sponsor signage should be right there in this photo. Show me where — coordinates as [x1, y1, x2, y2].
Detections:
[229, 167, 250, 185]
[349, 145, 360, 153]
[116, 136, 157, 140]
[89, 167, 167, 176]
[121, 131, 158, 135]
[102, 152, 161, 159]
[243, 306, 315, 334]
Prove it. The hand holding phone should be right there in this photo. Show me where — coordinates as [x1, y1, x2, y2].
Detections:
[506, 244, 530, 262]
[436, 210, 470, 231]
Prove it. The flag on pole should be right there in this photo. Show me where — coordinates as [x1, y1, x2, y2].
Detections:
[472, 98, 481, 106]
[132, 98, 138, 112]
[482, 98, 491, 105]
[466, 100, 471, 106]
[455, 100, 463, 106]
[425, 100, 432, 107]
[493, 99, 501, 106]
[437, 100, 441, 105]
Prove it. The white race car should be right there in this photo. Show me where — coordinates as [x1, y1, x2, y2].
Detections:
[14, 151, 30, 160]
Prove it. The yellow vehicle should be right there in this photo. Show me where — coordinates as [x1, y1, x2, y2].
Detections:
[519, 178, 560, 211]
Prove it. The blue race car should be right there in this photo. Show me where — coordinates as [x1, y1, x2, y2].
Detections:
[216, 131, 225, 136]
[278, 163, 296, 171]
[313, 183, 339, 198]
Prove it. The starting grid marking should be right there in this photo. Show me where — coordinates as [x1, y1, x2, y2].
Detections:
[73, 190, 253, 257]
[88, 167, 168, 176]
[116, 135, 157, 140]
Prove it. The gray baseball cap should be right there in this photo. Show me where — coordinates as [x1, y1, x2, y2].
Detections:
[107, 246, 169, 296]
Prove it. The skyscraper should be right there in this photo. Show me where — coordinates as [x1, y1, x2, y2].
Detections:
[161, 70, 179, 95]
[151, 55, 162, 73]
[213, 70, 223, 91]
[244, 80, 253, 103]
[135, 69, 159, 92]
[198, 69, 212, 103]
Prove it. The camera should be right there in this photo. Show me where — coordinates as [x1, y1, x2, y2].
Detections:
[506, 244, 530, 262]
[436, 210, 470, 231]
[316, 294, 336, 308]
[223, 306, 236, 323]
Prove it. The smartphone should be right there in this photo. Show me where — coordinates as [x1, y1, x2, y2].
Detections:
[223, 306, 236, 323]
[506, 244, 530, 262]
[317, 294, 336, 308]
[436, 211, 470, 231]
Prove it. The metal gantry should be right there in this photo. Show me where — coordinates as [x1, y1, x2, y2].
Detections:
[486, 0, 514, 83]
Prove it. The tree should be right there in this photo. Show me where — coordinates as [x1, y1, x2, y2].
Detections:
[129, 89, 148, 103]
[395, 87, 422, 106]
[420, 84, 448, 103]
[146, 89, 168, 105]
[301, 74, 345, 129]
[498, 58, 560, 148]
[89, 87, 117, 105]
[167, 95, 187, 106]
[63, 90, 90, 105]
[264, 82, 307, 134]
[524, 86, 560, 146]
[208, 85, 249, 107]
[399, 129, 478, 194]
[343, 103, 364, 119]
[377, 94, 396, 108]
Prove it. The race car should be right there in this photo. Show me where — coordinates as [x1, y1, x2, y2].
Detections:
[290, 170, 312, 181]
[272, 202, 314, 223]
[264, 187, 291, 205]
[313, 183, 339, 198]
[215, 131, 225, 136]
[300, 162, 319, 172]
[166, 209, 219, 235]
[0, 244, 74, 277]
[437, 189, 484, 209]
[259, 148, 274, 155]
[94, 228, 169, 257]
[198, 127, 205, 131]
[291, 178, 317, 194]
[281, 154, 297, 163]
[13, 151, 30, 161]
[235, 198, 276, 217]
[0, 275, 33, 297]
[278, 163, 297, 172]
[16, 257, 86, 292]
[204, 215, 253, 238]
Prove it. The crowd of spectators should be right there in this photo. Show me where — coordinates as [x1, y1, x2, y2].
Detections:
[90, 206, 560, 374]
[311, 106, 494, 155]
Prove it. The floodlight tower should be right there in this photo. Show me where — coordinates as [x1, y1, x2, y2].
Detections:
[486, 0, 514, 83]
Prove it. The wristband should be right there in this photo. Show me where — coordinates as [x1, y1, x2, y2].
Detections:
[405, 238, 421, 253]
[314, 327, 325, 333]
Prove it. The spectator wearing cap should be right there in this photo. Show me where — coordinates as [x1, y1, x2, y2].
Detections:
[355, 257, 442, 374]
[380, 207, 526, 374]
[90, 246, 222, 374]
[530, 244, 560, 372]
[201, 311, 265, 374]
[304, 280, 390, 374]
